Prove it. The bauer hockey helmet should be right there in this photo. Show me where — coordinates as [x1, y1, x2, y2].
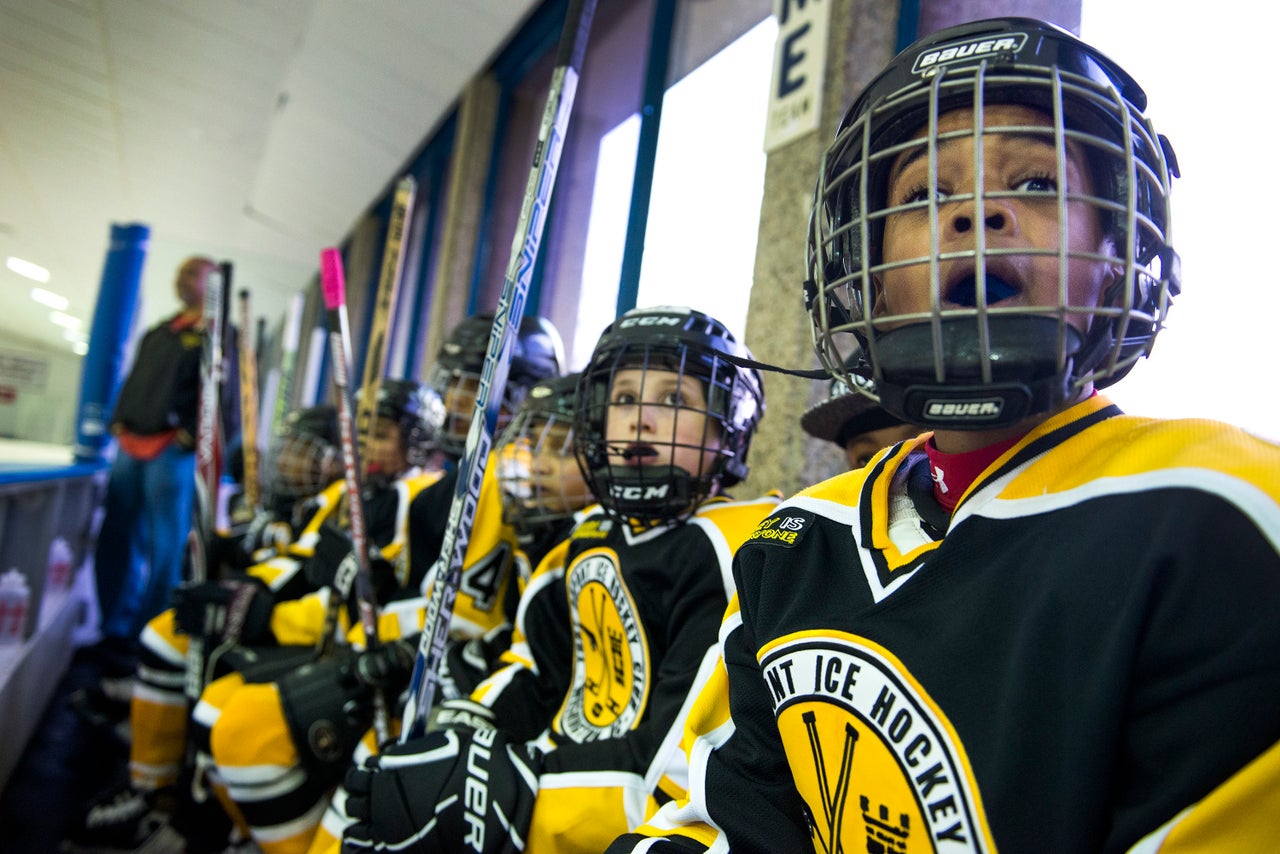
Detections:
[574, 306, 764, 525]
[428, 313, 565, 457]
[371, 378, 445, 470]
[806, 17, 1180, 430]
[495, 372, 593, 533]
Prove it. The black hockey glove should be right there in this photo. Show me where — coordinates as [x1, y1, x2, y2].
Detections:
[343, 729, 540, 854]
[352, 639, 417, 691]
[306, 522, 356, 590]
[279, 651, 373, 778]
[172, 577, 274, 645]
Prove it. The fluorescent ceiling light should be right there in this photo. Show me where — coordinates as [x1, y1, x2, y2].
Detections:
[72, 341, 88, 355]
[51, 310, 82, 329]
[6, 256, 50, 283]
[31, 287, 69, 310]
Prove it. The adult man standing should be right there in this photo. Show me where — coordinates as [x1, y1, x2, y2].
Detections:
[92, 255, 239, 665]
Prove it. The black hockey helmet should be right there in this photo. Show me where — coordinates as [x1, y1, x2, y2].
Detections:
[283, 404, 341, 445]
[371, 378, 445, 469]
[429, 313, 565, 456]
[266, 405, 341, 500]
[806, 17, 1179, 430]
[574, 306, 764, 526]
[495, 372, 592, 533]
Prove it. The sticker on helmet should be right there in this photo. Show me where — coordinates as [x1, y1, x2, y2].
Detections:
[911, 32, 1027, 77]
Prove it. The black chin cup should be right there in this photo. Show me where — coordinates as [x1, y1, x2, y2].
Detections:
[872, 316, 1081, 431]
[598, 464, 697, 524]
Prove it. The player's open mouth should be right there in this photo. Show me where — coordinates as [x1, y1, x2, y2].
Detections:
[613, 443, 659, 466]
[945, 270, 1020, 307]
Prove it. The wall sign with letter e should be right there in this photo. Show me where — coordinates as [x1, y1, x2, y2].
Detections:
[765, 0, 831, 152]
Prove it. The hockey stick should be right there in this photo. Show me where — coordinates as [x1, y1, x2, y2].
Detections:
[270, 293, 306, 437]
[186, 261, 226, 700]
[318, 248, 390, 742]
[354, 176, 416, 479]
[237, 289, 263, 515]
[401, 0, 597, 741]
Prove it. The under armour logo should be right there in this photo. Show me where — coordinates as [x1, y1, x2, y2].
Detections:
[931, 465, 949, 494]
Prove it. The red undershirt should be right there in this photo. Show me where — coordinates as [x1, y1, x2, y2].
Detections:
[922, 434, 1023, 512]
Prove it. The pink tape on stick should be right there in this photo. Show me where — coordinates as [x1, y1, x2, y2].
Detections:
[320, 247, 345, 309]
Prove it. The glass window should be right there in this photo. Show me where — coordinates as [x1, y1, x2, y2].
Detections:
[1080, 2, 1279, 440]
[571, 13, 776, 365]
[633, 16, 776, 340]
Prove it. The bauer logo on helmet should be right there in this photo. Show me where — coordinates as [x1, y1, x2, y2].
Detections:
[911, 32, 1026, 76]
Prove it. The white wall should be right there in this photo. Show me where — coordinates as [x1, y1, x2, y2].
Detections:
[0, 336, 84, 446]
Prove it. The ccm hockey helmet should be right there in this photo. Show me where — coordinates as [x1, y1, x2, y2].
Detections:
[574, 306, 764, 525]
[806, 17, 1179, 430]
[429, 313, 565, 456]
[495, 372, 592, 534]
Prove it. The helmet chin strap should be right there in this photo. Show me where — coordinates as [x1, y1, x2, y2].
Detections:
[877, 378, 1066, 431]
[871, 317, 1080, 430]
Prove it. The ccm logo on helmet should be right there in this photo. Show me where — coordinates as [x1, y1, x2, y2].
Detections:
[611, 484, 670, 501]
[912, 33, 1026, 76]
[618, 315, 681, 328]
[925, 400, 1003, 419]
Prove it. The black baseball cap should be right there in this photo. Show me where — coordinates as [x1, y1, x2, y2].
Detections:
[801, 375, 906, 448]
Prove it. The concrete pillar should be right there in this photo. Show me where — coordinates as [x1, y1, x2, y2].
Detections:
[738, 0, 899, 500]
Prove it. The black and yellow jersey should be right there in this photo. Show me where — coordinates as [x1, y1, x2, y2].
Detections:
[613, 395, 1280, 853]
[264, 469, 443, 645]
[473, 492, 781, 854]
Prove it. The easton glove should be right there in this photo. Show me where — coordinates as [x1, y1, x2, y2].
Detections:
[342, 729, 540, 854]
[430, 697, 497, 733]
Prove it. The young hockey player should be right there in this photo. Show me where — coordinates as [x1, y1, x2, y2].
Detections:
[405, 312, 566, 592]
[342, 305, 782, 854]
[208, 372, 594, 854]
[609, 18, 1280, 853]
[217, 403, 345, 573]
[181, 325, 566, 852]
[63, 379, 444, 853]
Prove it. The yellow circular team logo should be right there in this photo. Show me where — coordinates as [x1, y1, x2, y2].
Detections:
[558, 550, 649, 742]
[763, 636, 993, 853]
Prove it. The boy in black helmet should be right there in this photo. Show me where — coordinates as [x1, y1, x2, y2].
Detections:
[609, 18, 1280, 853]
[342, 306, 782, 854]
[406, 312, 567, 619]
